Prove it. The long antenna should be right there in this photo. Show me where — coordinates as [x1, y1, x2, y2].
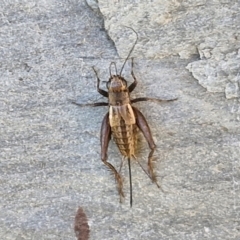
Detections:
[119, 27, 138, 76]
[128, 157, 133, 207]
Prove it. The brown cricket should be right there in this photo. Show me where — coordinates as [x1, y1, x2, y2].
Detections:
[72, 28, 177, 206]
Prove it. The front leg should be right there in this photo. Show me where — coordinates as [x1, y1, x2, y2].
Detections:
[132, 107, 160, 188]
[92, 67, 109, 98]
[128, 58, 138, 92]
[101, 112, 124, 201]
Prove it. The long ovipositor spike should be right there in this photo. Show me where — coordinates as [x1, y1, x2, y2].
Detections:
[128, 157, 133, 207]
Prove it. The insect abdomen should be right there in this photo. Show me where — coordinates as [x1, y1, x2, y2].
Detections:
[111, 119, 136, 157]
[109, 104, 136, 157]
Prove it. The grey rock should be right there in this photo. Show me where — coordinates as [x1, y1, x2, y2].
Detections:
[225, 82, 240, 99]
[187, 47, 240, 96]
[85, 0, 100, 14]
[98, 0, 240, 98]
[1, 0, 240, 240]
[98, 0, 240, 58]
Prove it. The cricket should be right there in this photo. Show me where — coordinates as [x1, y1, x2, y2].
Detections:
[72, 27, 177, 206]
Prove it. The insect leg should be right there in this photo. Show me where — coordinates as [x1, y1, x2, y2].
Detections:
[118, 156, 125, 173]
[71, 101, 108, 107]
[101, 112, 124, 201]
[132, 107, 160, 188]
[128, 58, 138, 92]
[92, 67, 109, 98]
[131, 97, 178, 103]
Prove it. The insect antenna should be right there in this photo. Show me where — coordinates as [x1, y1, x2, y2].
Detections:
[128, 157, 133, 207]
[109, 62, 118, 77]
[119, 27, 138, 76]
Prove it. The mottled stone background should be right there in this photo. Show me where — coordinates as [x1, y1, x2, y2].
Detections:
[1, 0, 240, 239]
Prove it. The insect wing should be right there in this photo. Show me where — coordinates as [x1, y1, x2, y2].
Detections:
[109, 104, 136, 127]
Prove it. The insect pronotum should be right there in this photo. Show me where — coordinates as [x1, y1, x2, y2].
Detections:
[72, 27, 177, 206]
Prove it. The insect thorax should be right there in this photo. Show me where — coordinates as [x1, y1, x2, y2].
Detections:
[108, 91, 130, 106]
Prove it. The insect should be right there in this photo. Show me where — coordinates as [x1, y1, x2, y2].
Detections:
[72, 28, 177, 206]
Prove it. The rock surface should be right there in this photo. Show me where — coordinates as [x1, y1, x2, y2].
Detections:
[97, 0, 240, 99]
[1, 0, 240, 240]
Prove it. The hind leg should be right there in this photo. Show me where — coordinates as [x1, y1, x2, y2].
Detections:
[132, 107, 160, 188]
[101, 112, 124, 201]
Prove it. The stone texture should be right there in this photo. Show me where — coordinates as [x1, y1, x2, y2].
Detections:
[97, 0, 240, 98]
[1, 0, 240, 240]
[187, 42, 240, 98]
